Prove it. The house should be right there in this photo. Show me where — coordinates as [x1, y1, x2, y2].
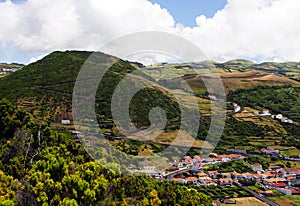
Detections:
[254, 110, 271, 116]
[218, 154, 231, 162]
[232, 172, 243, 180]
[262, 190, 274, 196]
[235, 148, 247, 154]
[233, 103, 241, 113]
[242, 172, 253, 180]
[253, 174, 263, 180]
[261, 148, 279, 156]
[278, 168, 300, 177]
[264, 178, 288, 188]
[263, 172, 276, 179]
[221, 172, 232, 178]
[186, 177, 198, 184]
[228, 154, 241, 160]
[193, 155, 201, 162]
[226, 148, 235, 153]
[191, 163, 202, 172]
[171, 178, 186, 184]
[199, 177, 213, 185]
[208, 171, 219, 179]
[226, 149, 246, 154]
[250, 164, 263, 172]
[61, 120, 71, 125]
[218, 178, 233, 187]
[209, 157, 221, 164]
[275, 114, 283, 120]
[262, 110, 271, 116]
[71, 131, 81, 139]
[197, 172, 208, 178]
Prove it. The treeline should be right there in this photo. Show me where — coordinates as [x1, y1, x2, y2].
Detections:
[228, 85, 300, 122]
[0, 99, 211, 206]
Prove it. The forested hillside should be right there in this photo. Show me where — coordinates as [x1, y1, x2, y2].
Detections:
[0, 99, 211, 205]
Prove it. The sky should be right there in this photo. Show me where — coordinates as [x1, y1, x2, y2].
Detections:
[0, 0, 300, 64]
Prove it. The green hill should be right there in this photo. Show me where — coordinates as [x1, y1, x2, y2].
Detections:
[0, 51, 299, 155]
[0, 51, 183, 136]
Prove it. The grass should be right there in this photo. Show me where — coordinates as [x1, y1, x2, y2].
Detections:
[280, 149, 300, 157]
[219, 197, 268, 206]
[269, 195, 300, 206]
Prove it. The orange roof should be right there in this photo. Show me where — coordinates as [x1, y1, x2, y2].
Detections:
[233, 172, 242, 176]
[208, 171, 219, 175]
[287, 176, 295, 180]
[218, 154, 228, 159]
[228, 154, 240, 159]
[219, 178, 232, 183]
[210, 158, 219, 161]
[253, 174, 263, 178]
[197, 172, 208, 177]
[172, 178, 184, 182]
[222, 173, 231, 176]
[242, 172, 253, 176]
[186, 177, 198, 181]
[265, 178, 286, 183]
[265, 190, 274, 195]
[263, 172, 275, 177]
[193, 155, 201, 161]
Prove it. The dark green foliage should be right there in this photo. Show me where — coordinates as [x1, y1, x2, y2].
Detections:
[0, 99, 211, 205]
[228, 85, 300, 122]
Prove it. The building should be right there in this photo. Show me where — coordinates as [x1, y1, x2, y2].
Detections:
[71, 131, 80, 139]
[233, 103, 241, 113]
[261, 147, 279, 156]
[250, 164, 263, 172]
[61, 120, 71, 125]
[186, 177, 198, 184]
[208, 171, 219, 179]
[171, 178, 186, 184]
[218, 178, 233, 187]
[277, 168, 300, 178]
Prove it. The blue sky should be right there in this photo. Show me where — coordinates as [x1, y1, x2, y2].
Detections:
[149, 0, 227, 27]
[2, 0, 228, 27]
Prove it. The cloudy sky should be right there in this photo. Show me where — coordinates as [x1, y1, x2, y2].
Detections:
[0, 0, 300, 64]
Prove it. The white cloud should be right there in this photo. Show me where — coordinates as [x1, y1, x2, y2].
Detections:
[0, 0, 300, 63]
[177, 0, 300, 62]
[29, 53, 47, 63]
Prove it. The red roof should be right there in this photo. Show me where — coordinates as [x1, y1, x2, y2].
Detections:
[283, 168, 300, 173]
[292, 189, 300, 195]
[271, 182, 288, 187]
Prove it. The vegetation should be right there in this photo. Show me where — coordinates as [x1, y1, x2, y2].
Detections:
[0, 99, 212, 205]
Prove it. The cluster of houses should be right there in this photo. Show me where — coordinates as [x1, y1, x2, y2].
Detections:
[0, 67, 19, 75]
[254, 109, 293, 124]
[167, 153, 300, 195]
[171, 153, 243, 172]
[250, 166, 300, 195]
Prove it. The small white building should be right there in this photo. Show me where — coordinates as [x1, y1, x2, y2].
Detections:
[250, 164, 263, 172]
[61, 120, 71, 125]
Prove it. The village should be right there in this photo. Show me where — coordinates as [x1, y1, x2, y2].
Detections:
[134, 149, 300, 201]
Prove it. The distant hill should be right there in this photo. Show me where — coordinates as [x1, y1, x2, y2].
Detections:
[0, 63, 23, 77]
[0, 51, 299, 154]
[0, 51, 182, 137]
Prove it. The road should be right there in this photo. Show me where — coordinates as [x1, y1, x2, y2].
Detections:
[163, 168, 190, 179]
[236, 183, 279, 206]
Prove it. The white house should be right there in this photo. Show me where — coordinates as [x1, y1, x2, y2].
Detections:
[251, 164, 263, 172]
